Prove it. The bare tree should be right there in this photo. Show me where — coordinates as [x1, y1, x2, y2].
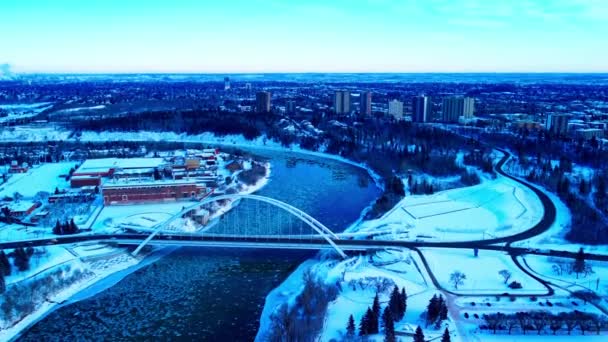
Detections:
[560, 312, 577, 335]
[549, 315, 563, 335]
[552, 263, 563, 276]
[498, 269, 512, 284]
[516, 311, 532, 335]
[531, 311, 548, 335]
[505, 317, 518, 335]
[576, 311, 592, 335]
[449, 271, 466, 290]
[590, 314, 606, 335]
[483, 313, 505, 334]
[583, 264, 595, 278]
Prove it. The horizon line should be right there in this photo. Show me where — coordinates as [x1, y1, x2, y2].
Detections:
[10, 71, 608, 75]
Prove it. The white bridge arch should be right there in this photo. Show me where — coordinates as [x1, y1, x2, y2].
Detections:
[132, 194, 347, 258]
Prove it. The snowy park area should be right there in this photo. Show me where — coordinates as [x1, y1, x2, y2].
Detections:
[0, 162, 76, 198]
[421, 248, 547, 295]
[258, 248, 460, 341]
[90, 202, 194, 232]
[356, 174, 543, 242]
[521, 254, 608, 296]
[320, 250, 429, 341]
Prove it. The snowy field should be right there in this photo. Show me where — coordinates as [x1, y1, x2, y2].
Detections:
[0, 102, 53, 123]
[5, 246, 76, 285]
[356, 175, 543, 242]
[421, 248, 547, 294]
[0, 162, 75, 198]
[0, 126, 71, 142]
[91, 202, 194, 232]
[522, 254, 608, 296]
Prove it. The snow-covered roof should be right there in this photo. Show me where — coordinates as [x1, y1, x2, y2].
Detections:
[76, 158, 166, 173]
[102, 179, 200, 188]
[6, 200, 37, 212]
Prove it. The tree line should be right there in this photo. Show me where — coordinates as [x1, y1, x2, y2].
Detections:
[482, 310, 607, 335]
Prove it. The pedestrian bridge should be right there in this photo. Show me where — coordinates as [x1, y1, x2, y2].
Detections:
[131, 194, 348, 258]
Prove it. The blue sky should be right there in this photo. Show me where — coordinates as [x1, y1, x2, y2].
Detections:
[1, 0, 607, 73]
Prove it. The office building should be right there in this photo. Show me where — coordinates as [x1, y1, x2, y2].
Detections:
[334, 90, 351, 114]
[442, 97, 475, 122]
[256, 91, 271, 113]
[388, 100, 404, 120]
[286, 100, 296, 114]
[360, 91, 372, 116]
[575, 128, 604, 141]
[224, 77, 230, 90]
[412, 96, 432, 122]
[546, 114, 570, 135]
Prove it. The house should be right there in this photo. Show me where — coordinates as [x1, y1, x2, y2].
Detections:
[4, 200, 39, 217]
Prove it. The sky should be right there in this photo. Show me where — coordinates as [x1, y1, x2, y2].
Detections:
[1, 0, 607, 73]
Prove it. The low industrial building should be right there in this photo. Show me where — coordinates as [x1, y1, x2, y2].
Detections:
[102, 180, 206, 205]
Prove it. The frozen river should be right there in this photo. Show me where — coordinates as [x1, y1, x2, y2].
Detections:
[19, 148, 381, 341]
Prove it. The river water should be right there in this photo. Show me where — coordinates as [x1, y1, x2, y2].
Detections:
[20, 150, 380, 341]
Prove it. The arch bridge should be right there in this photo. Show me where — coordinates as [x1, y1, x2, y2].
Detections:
[131, 194, 347, 258]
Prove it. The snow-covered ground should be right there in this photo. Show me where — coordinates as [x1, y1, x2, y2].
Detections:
[0, 126, 70, 141]
[4, 246, 76, 285]
[0, 162, 75, 198]
[509, 186, 608, 254]
[0, 248, 140, 341]
[91, 202, 191, 233]
[421, 248, 547, 295]
[355, 174, 543, 242]
[0, 102, 53, 123]
[257, 248, 461, 341]
[320, 250, 430, 341]
[522, 254, 608, 296]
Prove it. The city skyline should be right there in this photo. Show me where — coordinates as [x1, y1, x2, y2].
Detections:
[1, 0, 608, 73]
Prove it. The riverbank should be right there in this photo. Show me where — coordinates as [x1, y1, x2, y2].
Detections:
[1, 248, 144, 341]
[0, 153, 272, 341]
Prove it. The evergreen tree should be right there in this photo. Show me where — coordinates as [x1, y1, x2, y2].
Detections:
[13, 247, 31, 271]
[372, 292, 381, 318]
[53, 220, 61, 235]
[346, 314, 356, 337]
[426, 295, 439, 326]
[0, 250, 10, 276]
[388, 285, 400, 319]
[69, 218, 78, 233]
[369, 306, 379, 334]
[382, 307, 396, 342]
[413, 326, 425, 342]
[441, 328, 451, 342]
[0, 271, 5, 294]
[573, 248, 586, 279]
[359, 307, 372, 336]
[400, 287, 408, 319]
[439, 296, 448, 321]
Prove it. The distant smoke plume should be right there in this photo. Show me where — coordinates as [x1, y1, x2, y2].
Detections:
[0, 63, 12, 75]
